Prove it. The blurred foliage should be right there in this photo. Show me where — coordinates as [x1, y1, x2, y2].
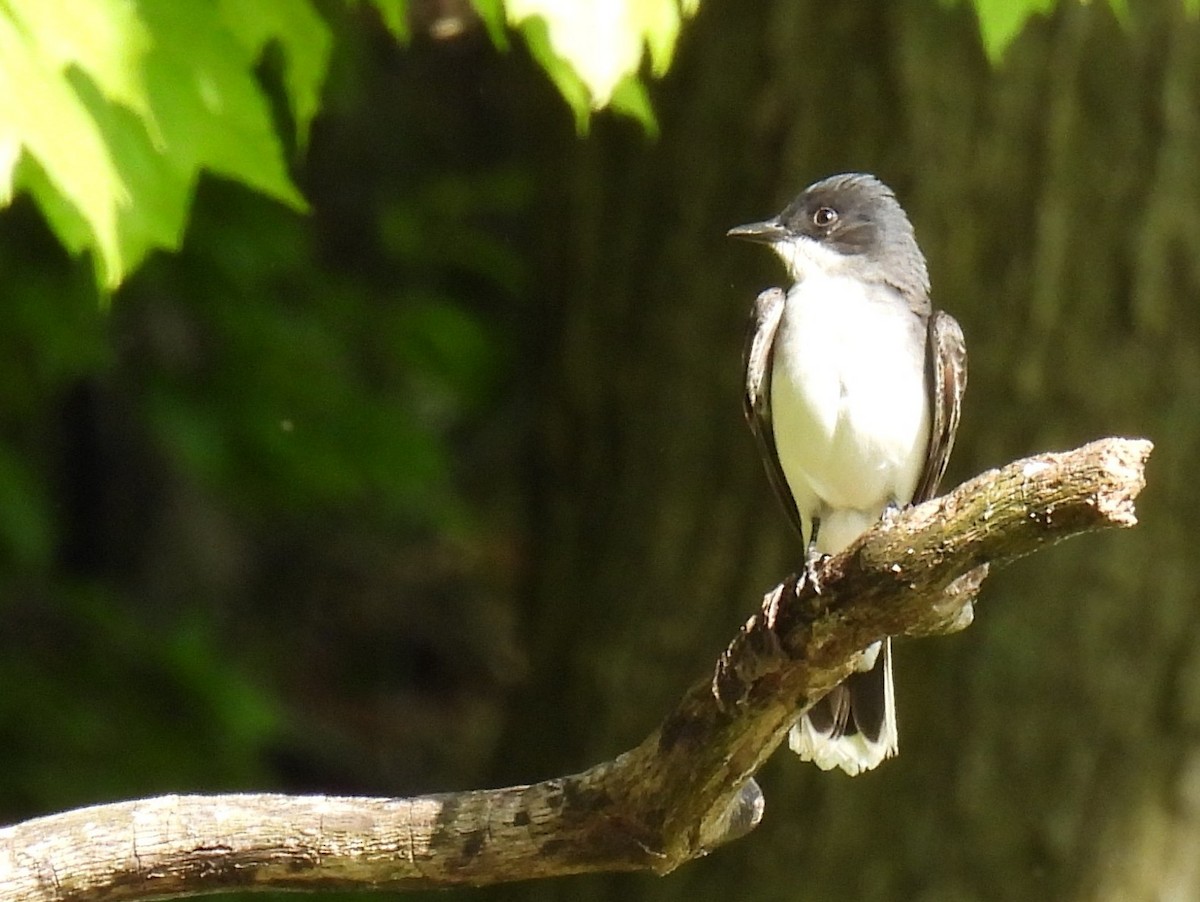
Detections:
[0, 0, 531, 822]
[964, 0, 1130, 59]
[0, 164, 523, 565]
[127, 179, 504, 526]
[0, 582, 280, 810]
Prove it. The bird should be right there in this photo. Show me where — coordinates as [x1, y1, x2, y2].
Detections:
[728, 172, 967, 775]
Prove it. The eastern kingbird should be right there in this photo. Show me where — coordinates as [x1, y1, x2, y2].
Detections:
[729, 173, 967, 775]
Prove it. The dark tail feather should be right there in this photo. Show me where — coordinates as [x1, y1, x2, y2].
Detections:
[789, 638, 898, 775]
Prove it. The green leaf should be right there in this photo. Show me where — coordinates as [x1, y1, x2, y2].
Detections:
[15, 73, 192, 287]
[502, 0, 697, 130]
[0, 131, 18, 203]
[0, 10, 128, 280]
[362, 0, 410, 42]
[971, 0, 1056, 60]
[608, 74, 658, 136]
[468, 0, 508, 49]
[138, 1, 305, 209]
[217, 0, 333, 149]
[0, 0, 153, 115]
[0, 0, 324, 291]
[515, 14, 592, 133]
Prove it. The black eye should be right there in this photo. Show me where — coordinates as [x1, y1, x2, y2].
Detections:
[813, 206, 838, 227]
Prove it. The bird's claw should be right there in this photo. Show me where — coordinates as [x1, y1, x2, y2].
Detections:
[803, 547, 829, 593]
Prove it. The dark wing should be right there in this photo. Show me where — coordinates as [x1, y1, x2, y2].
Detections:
[912, 310, 968, 504]
[744, 287, 803, 539]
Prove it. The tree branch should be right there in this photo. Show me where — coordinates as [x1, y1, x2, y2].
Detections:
[0, 438, 1151, 901]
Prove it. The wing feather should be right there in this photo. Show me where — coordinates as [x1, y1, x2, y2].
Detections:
[743, 288, 804, 539]
[912, 310, 967, 504]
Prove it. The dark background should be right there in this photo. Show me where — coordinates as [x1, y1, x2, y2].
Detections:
[3, 1, 1198, 900]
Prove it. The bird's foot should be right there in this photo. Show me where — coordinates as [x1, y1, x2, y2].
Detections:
[803, 545, 829, 594]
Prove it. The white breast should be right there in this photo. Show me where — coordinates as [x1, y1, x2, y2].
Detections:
[770, 273, 930, 552]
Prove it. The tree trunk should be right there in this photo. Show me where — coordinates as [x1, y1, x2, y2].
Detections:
[489, 1, 1200, 900]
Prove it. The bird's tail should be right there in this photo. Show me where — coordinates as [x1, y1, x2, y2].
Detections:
[789, 638, 897, 776]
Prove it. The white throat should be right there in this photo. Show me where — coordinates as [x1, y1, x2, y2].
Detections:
[770, 234, 862, 284]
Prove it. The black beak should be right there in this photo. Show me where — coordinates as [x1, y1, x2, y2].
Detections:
[726, 218, 788, 244]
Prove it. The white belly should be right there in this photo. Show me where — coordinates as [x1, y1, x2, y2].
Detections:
[771, 274, 930, 553]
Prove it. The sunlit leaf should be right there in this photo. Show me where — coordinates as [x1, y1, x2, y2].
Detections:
[0, 131, 19, 203]
[0, 11, 127, 279]
[0, 0, 322, 291]
[501, 0, 696, 128]
[0, 0, 152, 116]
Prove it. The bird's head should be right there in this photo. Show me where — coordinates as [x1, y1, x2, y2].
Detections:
[728, 173, 929, 300]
